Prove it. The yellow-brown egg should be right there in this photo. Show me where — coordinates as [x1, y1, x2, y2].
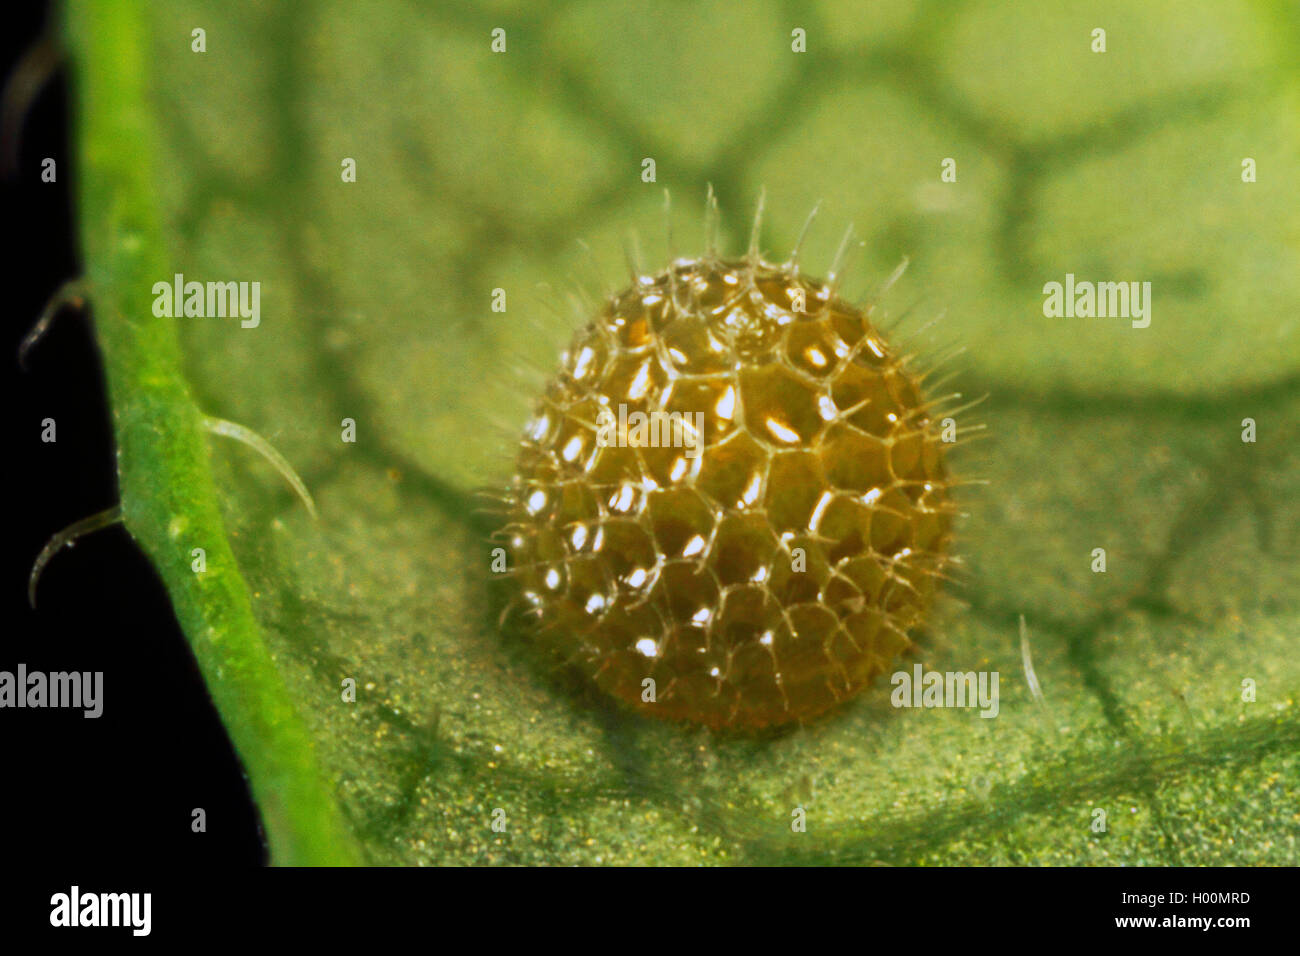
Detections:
[499, 251, 956, 729]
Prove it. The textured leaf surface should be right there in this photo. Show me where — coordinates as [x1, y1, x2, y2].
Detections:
[81, 0, 1299, 863]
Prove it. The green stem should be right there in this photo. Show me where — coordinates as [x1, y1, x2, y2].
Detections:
[63, 0, 359, 865]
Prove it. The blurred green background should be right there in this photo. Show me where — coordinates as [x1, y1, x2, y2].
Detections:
[92, 0, 1300, 862]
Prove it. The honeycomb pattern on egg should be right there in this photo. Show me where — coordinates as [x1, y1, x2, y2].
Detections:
[500, 257, 956, 729]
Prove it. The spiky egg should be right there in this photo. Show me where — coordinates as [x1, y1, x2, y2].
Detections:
[499, 234, 957, 730]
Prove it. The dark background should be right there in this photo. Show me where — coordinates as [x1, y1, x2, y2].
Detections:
[3, 2, 263, 867]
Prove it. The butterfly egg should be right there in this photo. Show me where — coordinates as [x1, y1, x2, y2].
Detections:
[497, 215, 959, 730]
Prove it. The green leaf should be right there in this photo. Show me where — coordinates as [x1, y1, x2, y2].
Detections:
[68, 0, 1300, 864]
[63, 0, 358, 865]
